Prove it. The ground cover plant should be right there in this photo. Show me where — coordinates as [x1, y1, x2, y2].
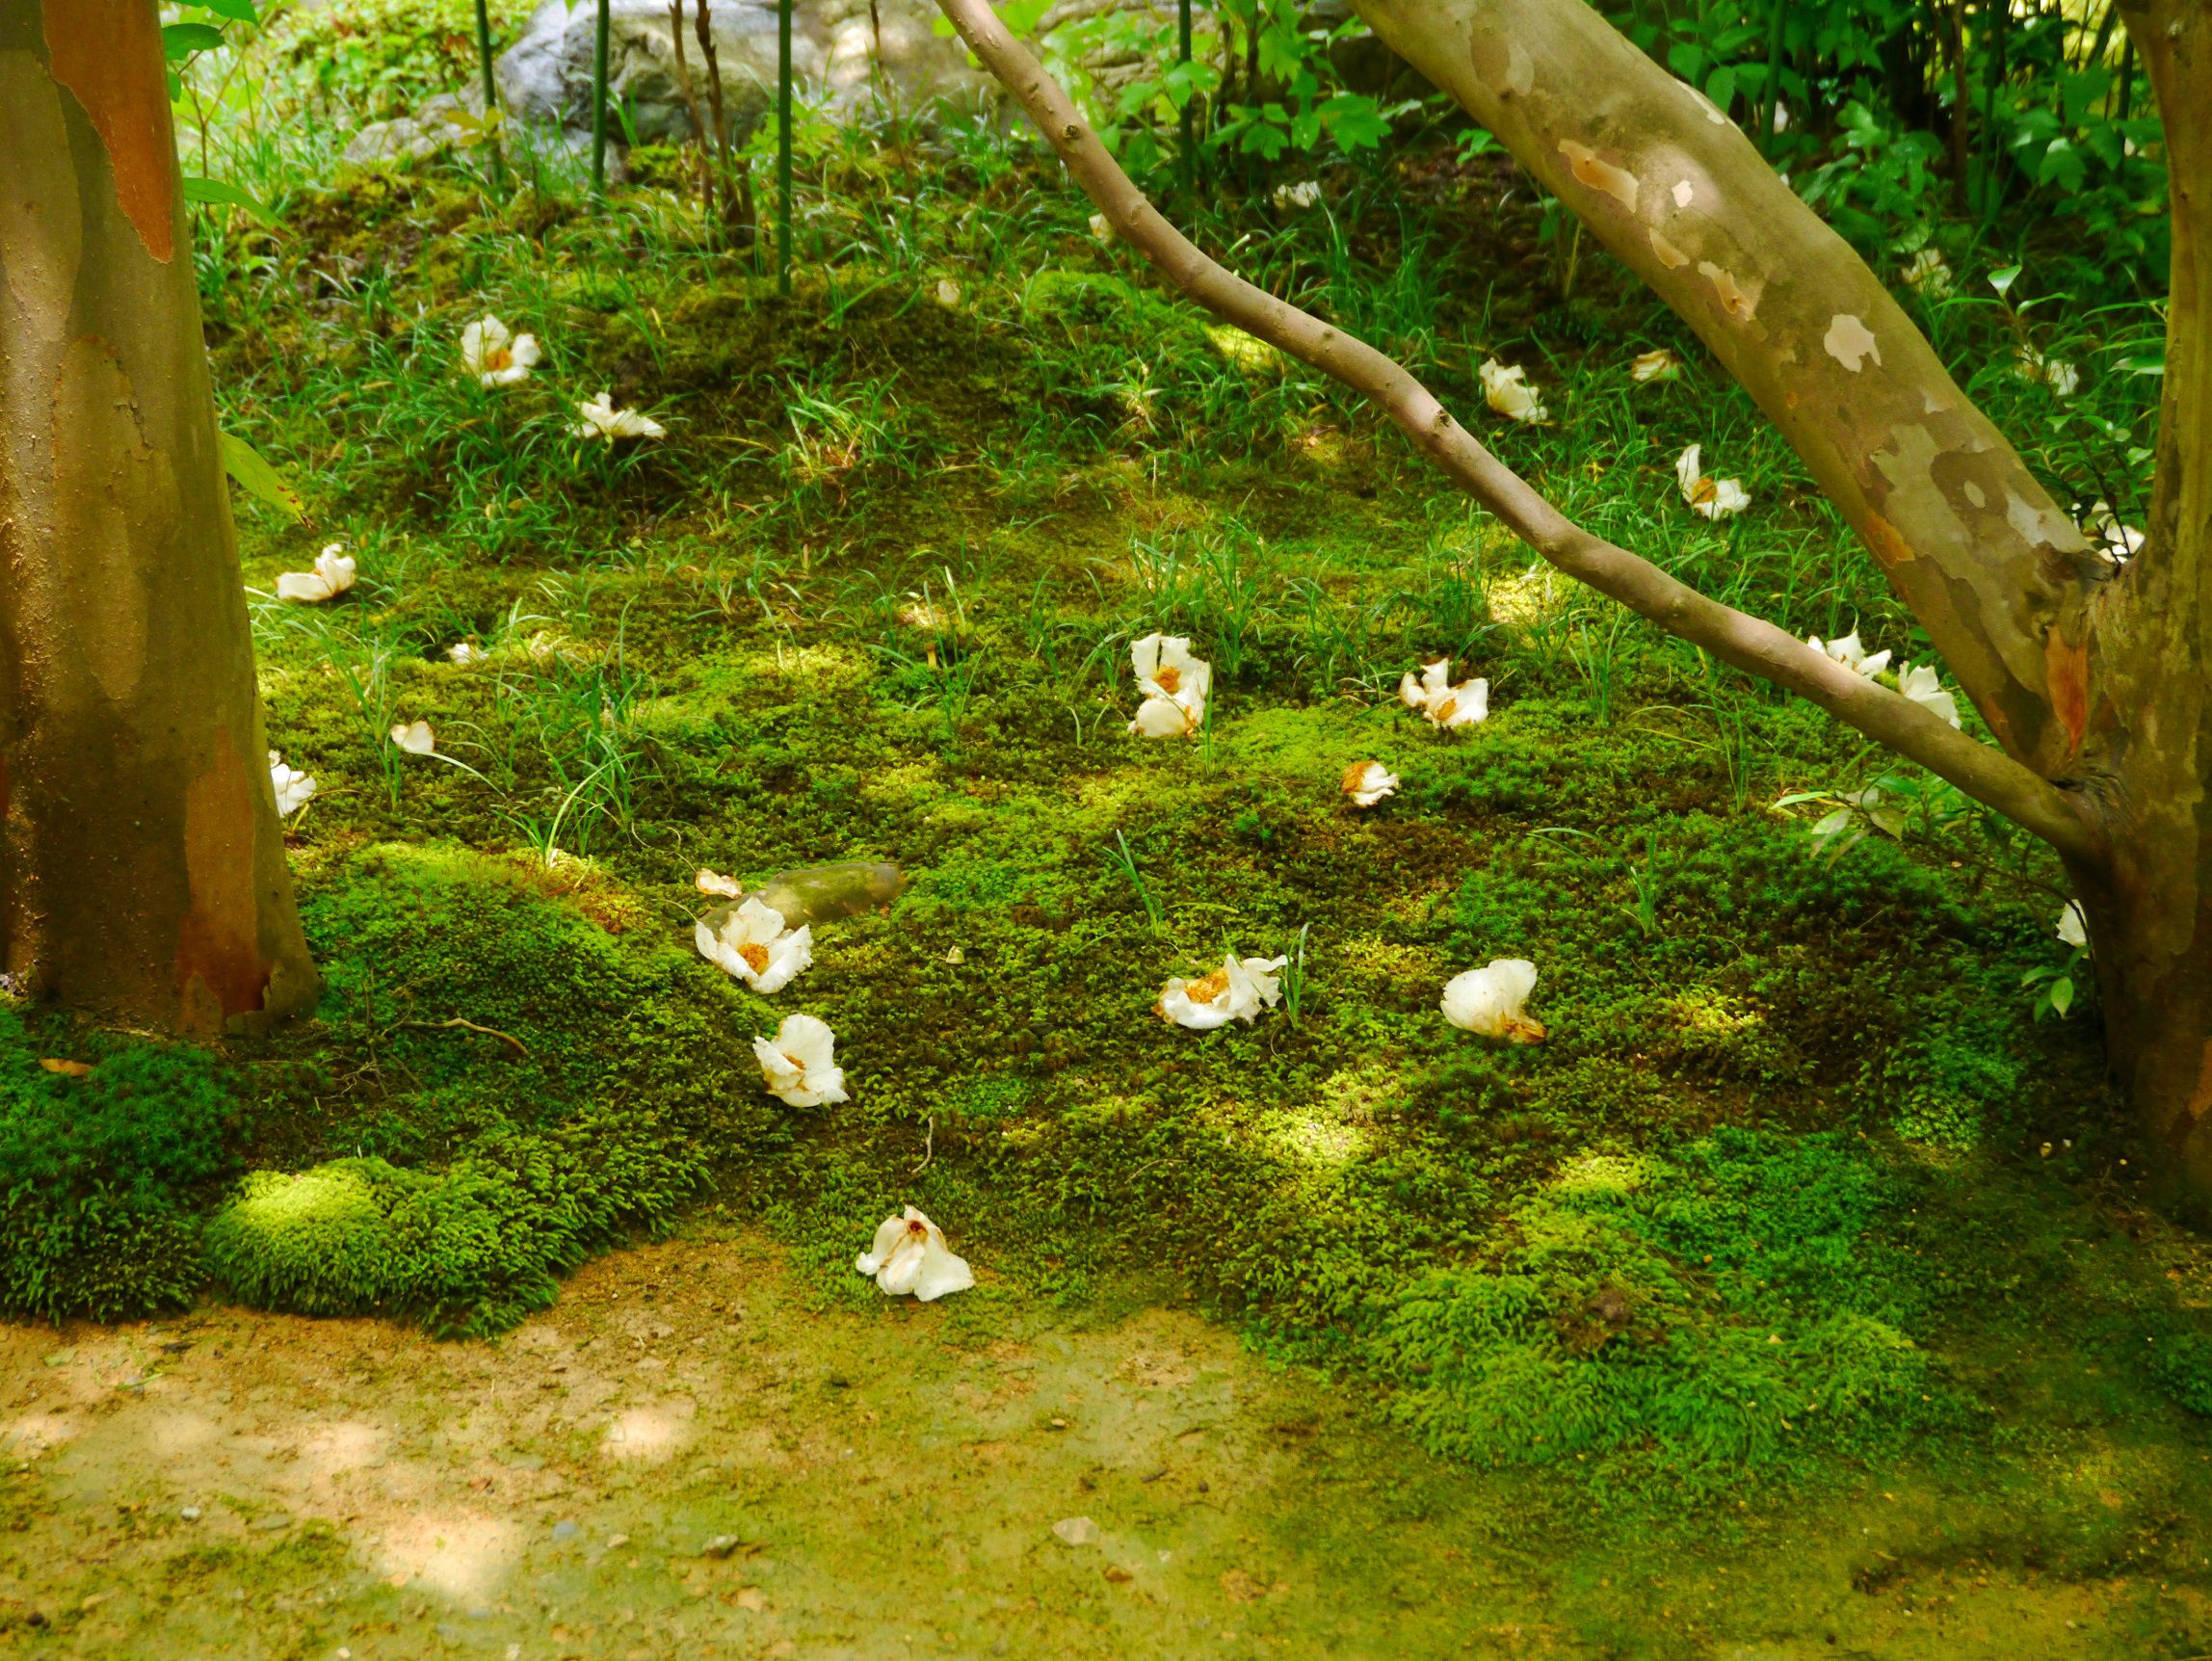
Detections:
[6, 0, 2212, 1648]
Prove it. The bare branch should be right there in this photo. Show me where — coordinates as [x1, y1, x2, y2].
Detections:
[929, 0, 2102, 864]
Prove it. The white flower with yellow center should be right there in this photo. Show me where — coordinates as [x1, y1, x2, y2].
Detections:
[856, 1206, 973, 1301]
[1399, 658, 1488, 729]
[1441, 959, 1545, 1042]
[570, 390, 667, 442]
[1807, 630, 1892, 678]
[268, 751, 316, 817]
[697, 897, 813, 993]
[1341, 760, 1400, 808]
[1676, 444, 1751, 518]
[1158, 954, 1289, 1030]
[752, 1013, 848, 1107]
[1128, 632, 1211, 737]
[461, 314, 540, 386]
[1894, 662, 1962, 728]
[275, 543, 356, 603]
[1479, 357, 1548, 424]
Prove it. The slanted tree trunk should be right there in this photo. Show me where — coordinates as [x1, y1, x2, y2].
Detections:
[0, 0, 317, 1035]
[933, 0, 2212, 1199]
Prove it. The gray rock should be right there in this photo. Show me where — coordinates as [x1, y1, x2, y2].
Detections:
[550, 1516, 581, 1542]
[494, 0, 1001, 154]
[342, 92, 487, 169]
[700, 1533, 742, 1557]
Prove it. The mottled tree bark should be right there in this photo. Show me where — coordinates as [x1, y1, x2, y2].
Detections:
[0, 0, 317, 1034]
[935, 0, 2212, 1198]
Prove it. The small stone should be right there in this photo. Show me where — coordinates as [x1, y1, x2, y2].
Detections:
[180, 1506, 202, 1521]
[251, 1514, 291, 1532]
[701, 1535, 742, 1559]
[1104, 1565, 1134, 1583]
[1052, 1516, 1101, 1547]
[550, 1517, 580, 1543]
[434, 1622, 462, 1642]
[508, 1454, 545, 1471]
[606, 1533, 630, 1549]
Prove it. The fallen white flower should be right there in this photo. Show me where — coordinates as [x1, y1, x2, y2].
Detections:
[1158, 954, 1289, 1031]
[1090, 211, 1116, 244]
[933, 277, 961, 308]
[1894, 661, 1962, 728]
[2015, 347, 2080, 399]
[446, 641, 487, 665]
[1341, 760, 1400, 808]
[1676, 444, 1751, 518]
[2083, 501, 2144, 563]
[461, 314, 540, 386]
[389, 720, 435, 754]
[1399, 658, 1488, 729]
[268, 751, 316, 817]
[1806, 630, 1892, 678]
[1273, 179, 1322, 210]
[275, 543, 356, 603]
[2057, 901, 2088, 950]
[1479, 357, 1549, 424]
[696, 896, 813, 993]
[753, 1012, 849, 1107]
[1630, 348, 1683, 382]
[1128, 632, 1211, 738]
[696, 868, 745, 899]
[1441, 959, 1545, 1042]
[570, 390, 667, 442]
[1900, 247, 1954, 299]
[856, 1205, 973, 1301]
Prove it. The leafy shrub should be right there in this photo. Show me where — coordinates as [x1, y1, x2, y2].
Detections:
[0, 1016, 240, 1322]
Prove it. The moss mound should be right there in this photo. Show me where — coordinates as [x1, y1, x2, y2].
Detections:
[0, 1014, 241, 1323]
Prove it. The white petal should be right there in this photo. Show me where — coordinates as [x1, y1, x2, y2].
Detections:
[911, 1236, 975, 1302]
[1236, 956, 1290, 1013]
[1441, 959, 1541, 1040]
[1130, 697, 1193, 738]
[774, 1013, 837, 1073]
[2056, 901, 2089, 949]
[510, 333, 541, 368]
[389, 720, 434, 754]
[1434, 679, 1489, 727]
[276, 571, 335, 603]
[1159, 980, 1236, 1031]
[1397, 672, 1426, 710]
[1675, 444, 1703, 499]
[867, 1212, 909, 1266]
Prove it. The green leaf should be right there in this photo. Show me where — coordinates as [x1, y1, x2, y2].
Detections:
[182, 175, 279, 227]
[1988, 263, 2023, 297]
[182, 0, 258, 17]
[220, 431, 304, 523]
[1001, 0, 1053, 35]
[2049, 976, 2074, 1017]
[162, 21, 225, 60]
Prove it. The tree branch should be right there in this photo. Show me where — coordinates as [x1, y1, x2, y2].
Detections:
[930, 0, 2103, 864]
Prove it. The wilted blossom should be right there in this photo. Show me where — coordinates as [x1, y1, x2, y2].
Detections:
[1900, 247, 1954, 298]
[696, 868, 745, 899]
[1479, 357, 1548, 424]
[276, 543, 356, 603]
[696, 896, 813, 993]
[446, 641, 487, 665]
[268, 751, 315, 817]
[1128, 633, 1211, 737]
[855, 1205, 973, 1302]
[1441, 959, 1545, 1042]
[1894, 662, 1962, 728]
[1630, 349, 1683, 383]
[933, 277, 961, 308]
[2083, 501, 2145, 563]
[1273, 179, 1322, 210]
[571, 391, 667, 442]
[1675, 444, 1750, 518]
[1090, 212, 1115, 244]
[1341, 760, 1399, 808]
[1807, 630, 1892, 678]
[753, 1013, 848, 1107]
[1400, 658, 1488, 729]
[2057, 901, 2089, 950]
[461, 315, 540, 386]
[2016, 347, 2080, 399]
[1158, 954, 1289, 1030]
[389, 720, 435, 754]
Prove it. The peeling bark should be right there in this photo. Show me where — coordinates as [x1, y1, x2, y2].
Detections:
[0, 4, 317, 1034]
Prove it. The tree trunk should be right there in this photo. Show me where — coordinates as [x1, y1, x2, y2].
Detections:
[0, 1, 318, 1036]
[2086, 0, 2212, 1200]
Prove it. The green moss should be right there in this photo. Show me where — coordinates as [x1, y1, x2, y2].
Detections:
[0, 1015, 240, 1323]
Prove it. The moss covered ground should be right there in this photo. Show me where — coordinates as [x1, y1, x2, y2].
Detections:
[4, 30, 2209, 1649]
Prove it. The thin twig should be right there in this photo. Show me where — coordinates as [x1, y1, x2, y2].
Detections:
[927, 0, 2101, 867]
[394, 1016, 532, 1057]
[913, 1113, 935, 1174]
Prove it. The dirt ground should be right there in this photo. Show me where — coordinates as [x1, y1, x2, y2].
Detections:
[0, 1227, 2202, 1660]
